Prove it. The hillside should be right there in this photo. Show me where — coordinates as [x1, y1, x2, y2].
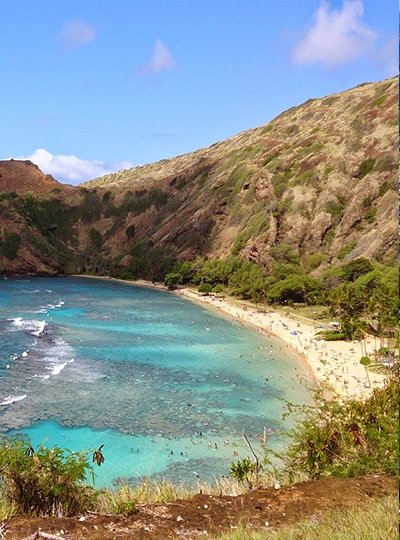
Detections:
[0, 76, 397, 277]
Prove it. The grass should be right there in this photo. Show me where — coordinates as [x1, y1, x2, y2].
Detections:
[96, 475, 258, 514]
[206, 495, 398, 540]
[0, 495, 17, 520]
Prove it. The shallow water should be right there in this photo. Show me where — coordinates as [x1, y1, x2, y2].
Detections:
[0, 277, 310, 487]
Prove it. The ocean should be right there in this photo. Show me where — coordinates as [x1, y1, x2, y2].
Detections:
[0, 276, 310, 488]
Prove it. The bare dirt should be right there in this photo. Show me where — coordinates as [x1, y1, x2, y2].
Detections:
[2, 475, 397, 539]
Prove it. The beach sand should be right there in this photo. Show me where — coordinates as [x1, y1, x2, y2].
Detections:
[173, 287, 388, 400]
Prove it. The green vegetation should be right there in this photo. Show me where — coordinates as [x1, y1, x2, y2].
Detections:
[230, 457, 256, 485]
[278, 373, 398, 480]
[357, 158, 376, 179]
[89, 227, 103, 250]
[96, 476, 195, 514]
[337, 242, 357, 261]
[372, 94, 388, 107]
[125, 223, 136, 239]
[291, 168, 318, 187]
[325, 195, 345, 221]
[0, 438, 97, 516]
[378, 180, 390, 196]
[0, 231, 20, 260]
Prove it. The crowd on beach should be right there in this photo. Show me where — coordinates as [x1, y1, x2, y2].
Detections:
[175, 288, 388, 400]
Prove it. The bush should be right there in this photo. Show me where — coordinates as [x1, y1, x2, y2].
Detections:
[279, 372, 398, 480]
[88, 227, 103, 250]
[0, 231, 20, 260]
[198, 283, 212, 294]
[164, 272, 183, 290]
[323, 331, 346, 341]
[357, 158, 376, 179]
[0, 439, 98, 516]
[230, 457, 256, 484]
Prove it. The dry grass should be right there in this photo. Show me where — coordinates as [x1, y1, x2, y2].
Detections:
[208, 495, 398, 540]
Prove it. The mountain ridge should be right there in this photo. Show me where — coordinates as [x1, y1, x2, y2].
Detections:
[0, 75, 397, 277]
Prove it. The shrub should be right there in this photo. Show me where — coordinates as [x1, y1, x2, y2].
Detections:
[337, 242, 356, 261]
[342, 257, 373, 282]
[0, 439, 98, 516]
[164, 272, 183, 290]
[372, 94, 387, 107]
[357, 158, 376, 179]
[279, 372, 398, 480]
[230, 457, 256, 484]
[198, 283, 212, 294]
[378, 180, 390, 196]
[323, 331, 346, 341]
[0, 232, 20, 260]
[125, 224, 136, 240]
[88, 227, 103, 250]
[365, 206, 377, 223]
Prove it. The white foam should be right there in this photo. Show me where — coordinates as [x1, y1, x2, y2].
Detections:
[1, 394, 27, 406]
[47, 358, 75, 376]
[8, 318, 47, 336]
[8, 317, 22, 325]
[41, 338, 76, 378]
[30, 321, 47, 337]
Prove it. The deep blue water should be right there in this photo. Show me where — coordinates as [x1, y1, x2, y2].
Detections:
[0, 276, 310, 487]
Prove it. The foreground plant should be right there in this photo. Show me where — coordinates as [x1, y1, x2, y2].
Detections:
[0, 438, 98, 516]
[277, 369, 398, 480]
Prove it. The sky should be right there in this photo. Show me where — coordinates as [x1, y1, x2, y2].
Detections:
[0, 0, 397, 185]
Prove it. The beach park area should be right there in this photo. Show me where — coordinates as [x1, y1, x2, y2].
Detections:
[174, 287, 389, 400]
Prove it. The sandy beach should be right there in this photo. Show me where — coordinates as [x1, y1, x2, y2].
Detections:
[173, 287, 388, 400]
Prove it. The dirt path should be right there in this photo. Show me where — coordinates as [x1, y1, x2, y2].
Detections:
[3, 475, 396, 539]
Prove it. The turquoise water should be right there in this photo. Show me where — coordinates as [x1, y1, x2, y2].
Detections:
[0, 276, 309, 488]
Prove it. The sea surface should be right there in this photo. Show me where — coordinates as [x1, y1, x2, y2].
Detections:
[0, 276, 310, 488]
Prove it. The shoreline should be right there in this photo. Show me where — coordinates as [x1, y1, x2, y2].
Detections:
[75, 275, 387, 399]
[174, 287, 387, 400]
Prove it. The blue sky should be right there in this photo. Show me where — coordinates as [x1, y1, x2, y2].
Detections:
[1, 0, 397, 184]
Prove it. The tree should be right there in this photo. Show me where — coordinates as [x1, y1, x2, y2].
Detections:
[125, 224, 136, 240]
[342, 258, 373, 282]
[266, 275, 322, 305]
[164, 272, 183, 290]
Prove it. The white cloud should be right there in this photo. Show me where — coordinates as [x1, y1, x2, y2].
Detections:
[142, 39, 177, 73]
[16, 149, 133, 185]
[60, 20, 95, 51]
[291, 0, 377, 68]
[377, 35, 398, 77]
